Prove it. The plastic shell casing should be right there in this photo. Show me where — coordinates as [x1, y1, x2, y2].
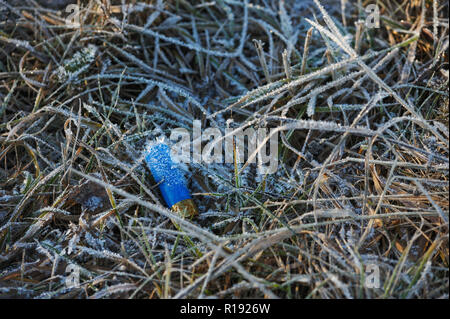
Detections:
[145, 142, 197, 218]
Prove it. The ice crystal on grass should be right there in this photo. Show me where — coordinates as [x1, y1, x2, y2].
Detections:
[83, 196, 104, 212]
[55, 44, 97, 82]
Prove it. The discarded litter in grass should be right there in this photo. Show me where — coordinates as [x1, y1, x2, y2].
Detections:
[144, 140, 198, 219]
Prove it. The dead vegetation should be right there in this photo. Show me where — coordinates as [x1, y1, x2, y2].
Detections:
[0, 0, 448, 298]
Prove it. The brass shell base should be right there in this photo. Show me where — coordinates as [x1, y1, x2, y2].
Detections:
[171, 199, 198, 219]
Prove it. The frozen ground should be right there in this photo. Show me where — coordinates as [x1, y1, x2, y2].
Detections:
[0, 0, 448, 298]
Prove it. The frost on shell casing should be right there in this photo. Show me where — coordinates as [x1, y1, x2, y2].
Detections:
[144, 141, 198, 218]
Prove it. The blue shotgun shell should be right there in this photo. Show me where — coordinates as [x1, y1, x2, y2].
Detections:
[145, 142, 198, 218]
